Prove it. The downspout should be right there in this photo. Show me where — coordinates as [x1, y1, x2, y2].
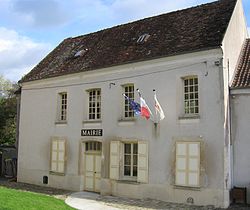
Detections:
[14, 86, 21, 177]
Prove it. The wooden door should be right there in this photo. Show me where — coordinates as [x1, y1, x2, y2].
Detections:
[84, 141, 102, 192]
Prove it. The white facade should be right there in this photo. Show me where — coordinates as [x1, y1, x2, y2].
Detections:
[18, 49, 227, 207]
[17, 0, 249, 208]
[231, 89, 250, 203]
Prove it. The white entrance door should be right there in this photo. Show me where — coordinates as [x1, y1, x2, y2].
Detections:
[84, 142, 102, 192]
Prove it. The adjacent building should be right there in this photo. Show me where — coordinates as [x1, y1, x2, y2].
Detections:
[231, 38, 250, 203]
[17, 0, 249, 208]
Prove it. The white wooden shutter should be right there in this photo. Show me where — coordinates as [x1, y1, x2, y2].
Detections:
[175, 142, 200, 187]
[187, 142, 200, 186]
[51, 139, 58, 172]
[137, 141, 148, 183]
[51, 137, 66, 173]
[110, 141, 120, 180]
[175, 142, 187, 186]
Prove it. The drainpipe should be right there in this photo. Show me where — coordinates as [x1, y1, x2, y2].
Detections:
[14, 86, 21, 177]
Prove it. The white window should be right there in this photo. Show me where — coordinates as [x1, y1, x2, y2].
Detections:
[85, 141, 102, 152]
[183, 77, 199, 115]
[88, 89, 101, 120]
[110, 141, 148, 183]
[123, 84, 134, 118]
[58, 92, 67, 121]
[175, 141, 200, 187]
[50, 137, 66, 174]
[124, 143, 138, 178]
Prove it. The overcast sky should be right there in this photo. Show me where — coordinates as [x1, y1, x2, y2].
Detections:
[0, 0, 249, 82]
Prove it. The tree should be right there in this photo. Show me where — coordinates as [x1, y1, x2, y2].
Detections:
[0, 75, 13, 98]
[0, 75, 17, 145]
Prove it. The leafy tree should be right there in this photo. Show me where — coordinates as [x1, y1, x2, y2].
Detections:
[0, 75, 13, 98]
[0, 75, 17, 145]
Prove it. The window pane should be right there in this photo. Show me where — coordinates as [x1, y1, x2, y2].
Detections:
[133, 144, 138, 154]
[125, 155, 131, 165]
[124, 166, 131, 176]
[133, 155, 137, 165]
[124, 144, 131, 154]
[133, 166, 137, 177]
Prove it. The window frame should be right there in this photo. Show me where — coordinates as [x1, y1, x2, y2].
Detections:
[122, 142, 138, 180]
[181, 76, 199, 118]
[57, 92, 67, 123]
[122, 84, 135, 119]
[87, 88, 101, 121]
[109, 140, 148, 183]
[175, 141, 200, 188]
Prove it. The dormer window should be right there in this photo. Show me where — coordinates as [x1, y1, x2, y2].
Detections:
[137, 34, 150, 43]
[74, 49, 88, 57]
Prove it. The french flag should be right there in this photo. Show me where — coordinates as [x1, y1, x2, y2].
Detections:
[139, 96, 152, 120]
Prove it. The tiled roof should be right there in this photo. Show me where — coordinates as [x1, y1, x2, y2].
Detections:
[231, 39, 250, 89]
[20, 0, 237, 83]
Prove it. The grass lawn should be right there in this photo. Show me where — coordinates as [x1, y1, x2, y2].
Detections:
[0, 186, 75, 210]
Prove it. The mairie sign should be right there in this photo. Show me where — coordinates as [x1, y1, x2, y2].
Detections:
[81, 129, 103, 136]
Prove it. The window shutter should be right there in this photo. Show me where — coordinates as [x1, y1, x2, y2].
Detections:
[187, 142, 200, 186]
[51, 139, 58, 172]
[175, 142, 200, 187]
[50, 137, 66, 173]
[137, 141, 148, 183]
[175, 142, 187, 186]
[110, 141, 120, 180]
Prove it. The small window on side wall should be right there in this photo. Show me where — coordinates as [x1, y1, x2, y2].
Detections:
[183, 76, 199, 116]
[123, 84, 134, 118]
[87, 89, 101, 120]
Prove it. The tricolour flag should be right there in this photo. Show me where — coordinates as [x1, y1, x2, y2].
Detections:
[154, 91, 165, 121]
[139, 96, 152, 120]
[122, 94, 141, 116]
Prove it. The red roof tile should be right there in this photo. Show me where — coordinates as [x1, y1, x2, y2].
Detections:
[231, 39, 250, 89]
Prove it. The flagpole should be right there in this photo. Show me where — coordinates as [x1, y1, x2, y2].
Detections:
[137, 88, 154, 122]
[153, 89, 158, 124]
[136, 88, 141, 97]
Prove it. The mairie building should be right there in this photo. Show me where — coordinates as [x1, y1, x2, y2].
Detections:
[16, 0, 250, 208]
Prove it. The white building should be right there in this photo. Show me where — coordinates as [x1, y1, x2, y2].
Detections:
[231, 38, 250, 203]
[17, 0, 249, 208]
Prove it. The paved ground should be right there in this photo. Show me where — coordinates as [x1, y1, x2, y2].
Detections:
[66, 191, 250, 210]
[0, 179, 249, 210]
